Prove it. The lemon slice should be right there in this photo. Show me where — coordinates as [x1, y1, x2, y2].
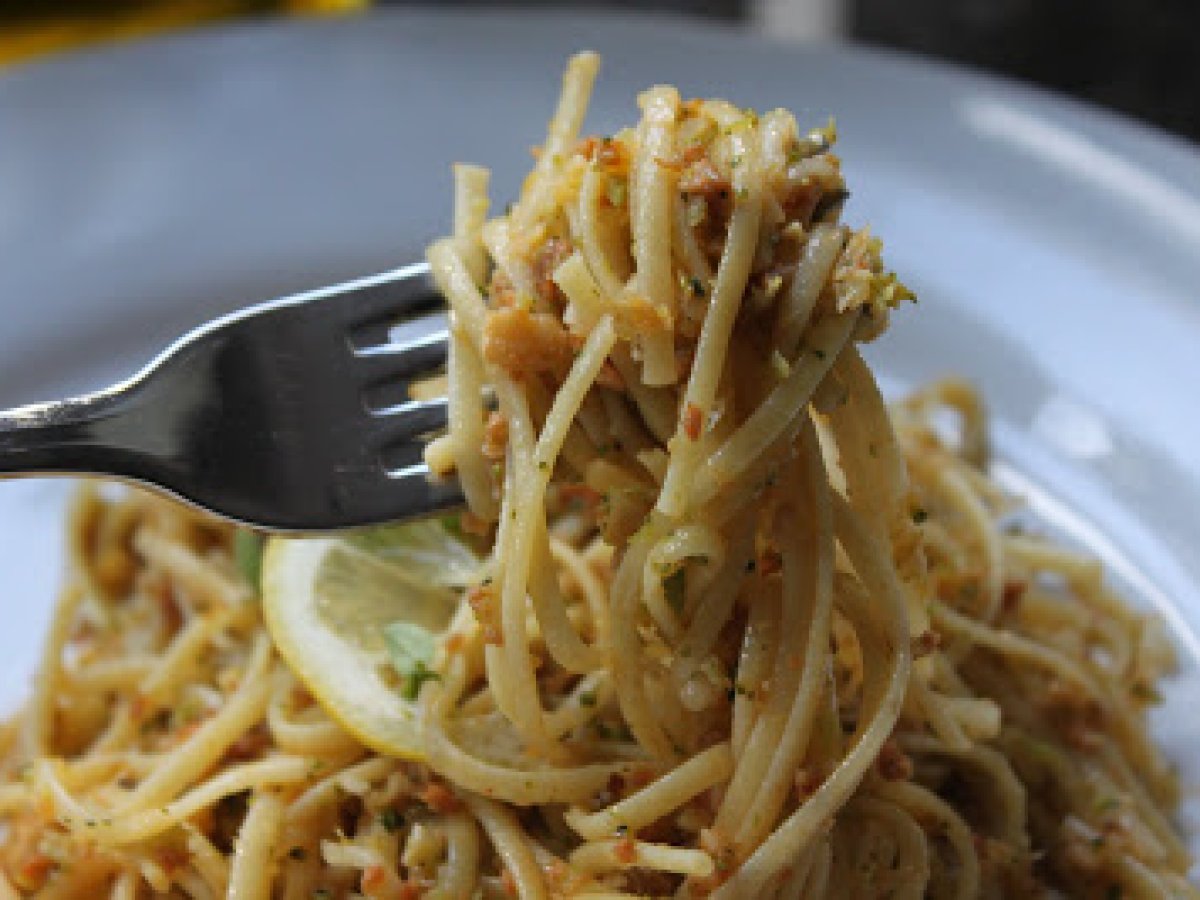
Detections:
[261, 519, 479, 759]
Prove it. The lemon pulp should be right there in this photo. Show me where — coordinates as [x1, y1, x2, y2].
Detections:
[261, 521, 478, 759]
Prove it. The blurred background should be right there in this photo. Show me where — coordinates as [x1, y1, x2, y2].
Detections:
[2, 0, 1197, 142]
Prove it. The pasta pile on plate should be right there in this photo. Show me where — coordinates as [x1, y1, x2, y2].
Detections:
[0, 51, 1193, 899]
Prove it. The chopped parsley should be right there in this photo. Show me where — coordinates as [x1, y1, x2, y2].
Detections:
[593, 721, 633, 742]
[401, 661, 442, 701]
[1131, 681, 1163, 704]
[383, 623, 443, 700]
[234, 529, 264, 593]
[606, 177, 628, 207]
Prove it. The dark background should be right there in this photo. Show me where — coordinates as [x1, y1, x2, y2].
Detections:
[3, 1, 1197, 142]
[851, 0, 1199, 142]
[373, 0, 1200, 143]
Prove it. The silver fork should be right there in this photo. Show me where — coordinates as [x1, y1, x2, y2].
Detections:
[0, 262, 464, 531]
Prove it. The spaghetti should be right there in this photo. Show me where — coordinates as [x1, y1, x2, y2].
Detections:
[0, 52, 1194, 898]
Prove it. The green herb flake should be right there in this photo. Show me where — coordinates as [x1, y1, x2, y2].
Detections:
[579, 691, 598, 708]
[735, 682, 757, 700]
[288, 846, 307, 860]
[606, 177, 628, 207]
[911, 508, 929, 525]
[172, 697, 206, 730]
[593, 720, 633, 742]
[234, 529, 264, 593]
[1131, 682, 1163, 704]
[401, 661, 442, 701]
[379, 808, 404, 833]
[383, 623, 444, 700]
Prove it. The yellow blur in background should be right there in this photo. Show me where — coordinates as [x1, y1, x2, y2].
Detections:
[0, 0, 367, 67]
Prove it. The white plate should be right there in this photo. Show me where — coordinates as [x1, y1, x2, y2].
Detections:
[3, 7, 1200, 839]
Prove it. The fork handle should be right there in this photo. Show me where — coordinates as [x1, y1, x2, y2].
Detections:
[0, 388, 156, 480]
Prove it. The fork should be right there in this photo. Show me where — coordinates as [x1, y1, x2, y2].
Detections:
[0, 262, 464, 531]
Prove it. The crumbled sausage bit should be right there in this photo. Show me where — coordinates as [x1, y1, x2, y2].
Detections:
[683, 403, 704, 441]
[419, 781, 462, 814]
[613, 836, 638, 864]
[876, 739, 913, 781]
[466, 584, 502, 645]
[794, 767, 825, 799]
[758, 549, 783, 576]
[1002, 580, 1027, 612]
[483, 308, 575, 379]
[482, 412, 509, 461]
[459, 511, 491, 537]
[912, 630, 942, 658]
[595, 360, 625, 390]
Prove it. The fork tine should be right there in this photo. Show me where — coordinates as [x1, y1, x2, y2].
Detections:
[382, 461, 465, 515]
[329, 457, 463, 527]
[334, 263, 443, 332]
[355, 316, 451, 384]
[354, 328, 449, 389]
[368, 397, 450, 443]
